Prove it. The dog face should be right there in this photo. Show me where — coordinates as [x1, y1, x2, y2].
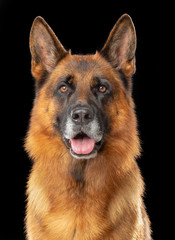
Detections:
[29, 14, 137, 160]
[52, 54, 118, 159]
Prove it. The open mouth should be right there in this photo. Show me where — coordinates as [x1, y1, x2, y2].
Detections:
[64, 132, 102, 159]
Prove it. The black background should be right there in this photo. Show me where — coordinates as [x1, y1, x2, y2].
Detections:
[0, 1, 173, 239]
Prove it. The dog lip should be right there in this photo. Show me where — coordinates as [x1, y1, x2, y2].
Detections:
[64, 130, 102, 143]
[70, 148, 97, 159]
[63, 131, 103, 157]
[72, 132, 89, 139]
[70, 133, 95, 155]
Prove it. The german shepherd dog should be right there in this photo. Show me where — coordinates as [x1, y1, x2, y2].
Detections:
[25, 14, 152, 240]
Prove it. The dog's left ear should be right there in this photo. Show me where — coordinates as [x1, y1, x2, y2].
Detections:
[101, 14, 136, 79]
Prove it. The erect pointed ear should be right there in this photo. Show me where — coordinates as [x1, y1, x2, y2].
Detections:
[30, 16, 68, 83]
[101, 14, 136, 79]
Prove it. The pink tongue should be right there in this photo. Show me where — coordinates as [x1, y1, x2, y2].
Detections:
[70, 136, 95, 155]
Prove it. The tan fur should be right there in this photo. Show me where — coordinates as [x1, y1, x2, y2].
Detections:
[25, 15, 152, 240]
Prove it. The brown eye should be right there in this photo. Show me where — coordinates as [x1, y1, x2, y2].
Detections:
[98, 85, 107, 93]
[60, 85, 68, 93]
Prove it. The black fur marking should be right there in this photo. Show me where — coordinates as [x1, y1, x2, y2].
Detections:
[58, 75, 74, 85]
[91, 76, 114, 106]
[53, 75, 75, 102]
[70, 161, 87, 183]
[118, 71, 132, 92]
[71, 167, 84, 182]
[73, 228, 76, 239]
[35, 70, 49, 91]
[76, 59, 89, 72]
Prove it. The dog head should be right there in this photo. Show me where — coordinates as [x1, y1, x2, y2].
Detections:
[28, 14, 138, 161]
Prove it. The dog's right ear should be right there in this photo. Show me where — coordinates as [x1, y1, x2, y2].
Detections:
[30, 16, 68, 84]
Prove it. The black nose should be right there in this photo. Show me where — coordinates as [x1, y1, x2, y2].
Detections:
[71, 107, 93, 124]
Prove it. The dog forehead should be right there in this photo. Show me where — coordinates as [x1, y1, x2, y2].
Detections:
[72, 57, 95, 72]
[49, 52, 120, 92]
[62, 53, 109, 74]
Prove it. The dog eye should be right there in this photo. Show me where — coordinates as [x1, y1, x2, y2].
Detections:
[98, 85, 107, 93]
[60, 85, 68, 93]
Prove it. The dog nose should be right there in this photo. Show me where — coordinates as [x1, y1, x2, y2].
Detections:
[71, 107, 93, 124]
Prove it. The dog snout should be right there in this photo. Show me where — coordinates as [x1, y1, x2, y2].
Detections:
[71, 107, 94, 125]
